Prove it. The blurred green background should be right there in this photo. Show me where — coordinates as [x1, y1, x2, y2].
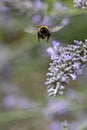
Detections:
[0, 0, 87, 130]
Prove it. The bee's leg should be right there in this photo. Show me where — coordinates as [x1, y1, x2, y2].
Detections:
[37, 32, 40, 43]
[47, 33, 51, 42]
[38, 36, 40, 43]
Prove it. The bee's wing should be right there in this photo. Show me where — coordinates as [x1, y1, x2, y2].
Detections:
[24, 26, 36, 34]
[50, 25, 63, 33]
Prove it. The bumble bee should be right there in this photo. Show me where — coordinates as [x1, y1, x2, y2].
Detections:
[24, 25, 63, 43]
[37, 25, 51, 42]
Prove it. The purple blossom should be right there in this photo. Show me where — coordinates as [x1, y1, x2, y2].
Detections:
[61, 77, 68, 83]
[75, 69, 83, 75]
[74, 40, 80, 45]
[63, 55, 72, 61]
[68, 73, 77, 80]
[73, 0, 87, 8]
[53, 1, 68, 13]
[46, 41, 61, 60]
[60, 17, 69, 26]
[32, 14, 41, 23]
[33, 0, 44, 10]
[2, 95, 16, 108]
[49, 121, 61, 130]
[41, 16, 52, 26]
[55, 100, 68, 115]
[45, 40, 87, 96]
[73, 62, 80, 69]
[0, 6, 9, 13]
[44, 99, 68, 117]
[52, 41, 60, 50]
[46, 47, 57, 60]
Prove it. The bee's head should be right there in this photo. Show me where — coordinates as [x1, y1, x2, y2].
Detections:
[40, 28, 48, 34]
[39, 26, 49, 34]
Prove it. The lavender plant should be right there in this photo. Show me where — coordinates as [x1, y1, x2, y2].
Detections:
[45, 40, 87, 96]
[73, 0, 87, 9]
[0, 0, 69, 24]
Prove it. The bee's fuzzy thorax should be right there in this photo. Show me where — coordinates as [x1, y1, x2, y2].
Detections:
[38, 25, 49, 30]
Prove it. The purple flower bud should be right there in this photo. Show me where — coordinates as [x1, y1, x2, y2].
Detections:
[74, 40, 80, 45]
[33, 0, 44, 10]
[64, 55, 72, 61]
[52, 41, 60, 50]
[75, 69, 83, 75]
[46, 47, 57, 60]
[32, 14, 41, 23]
[68, 73, 77, 80]
[49, 121, 60, 130]
[60, 18, 69, 26]
[73, 62, 80, 69]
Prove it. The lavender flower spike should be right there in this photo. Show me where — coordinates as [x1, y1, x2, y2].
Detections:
[45, 40, 87, 96]
[73, 0, 87, 9]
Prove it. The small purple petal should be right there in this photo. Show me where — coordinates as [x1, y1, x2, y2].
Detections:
[75, 69, 83, 75]
[33, 0, 44, 10]
[61, 77, 67, 83]
[69, 73, 77, 80]
[52, 41, 60, 48]
[47, 47, 55, 56]
[47, 47, 56, 60]
[52, 41, 60, 53]
[49, 121, 61, 130]
[2, 96, 16, 108]
[46, 73, 53, 76]
[73, 62, 80, 69]
[32, 14, 41, 23]
[64, 55, 72, 61]
[60, 18, 69, 26]
[74, 40, 80, 45]
[0, 6, 9, 12]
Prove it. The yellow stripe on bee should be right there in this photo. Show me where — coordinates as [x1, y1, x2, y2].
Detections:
[37, 25, 48, 31]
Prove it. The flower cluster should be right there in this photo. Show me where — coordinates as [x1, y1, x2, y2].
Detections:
[0, 0, 69, 23]
[44, 99, 68, 118]
[73, 0, 87, 9]
[0, 0, 69, 36]
[45, 40, 87, 96]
